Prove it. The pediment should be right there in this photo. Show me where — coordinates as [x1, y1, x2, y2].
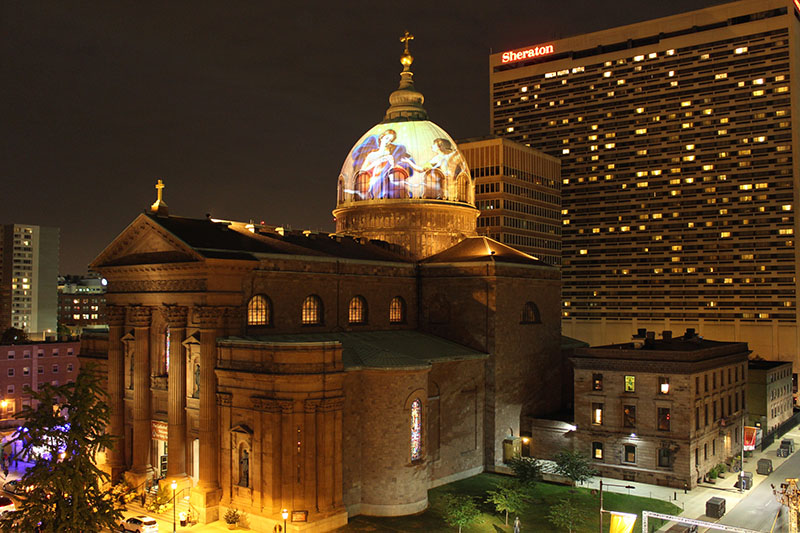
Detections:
[91, 214, 203, 268]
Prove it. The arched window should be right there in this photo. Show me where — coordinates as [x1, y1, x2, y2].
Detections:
[387, 167, 408, 199]
[410, 398, 422, 461]
[389, 296, 406, 324]
[521, 301, 541, 324]
[348, 296, 367, 324]
[337, 176, 345, 204]
[456, 173, 471, 203]
[424, 169, 444, 199]
[302, 295, 323, 325]
[354, 172, 370, 201]
[247, 295, 271, 326]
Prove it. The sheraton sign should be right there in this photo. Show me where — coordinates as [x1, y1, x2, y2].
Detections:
[501, 44, 555, 63]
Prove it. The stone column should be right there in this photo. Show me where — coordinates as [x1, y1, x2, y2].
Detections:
[163, 305, 188, 483]
[129, 306, 153, 478]
[191, 306, 225, 522]
[106, 305, 127, 481]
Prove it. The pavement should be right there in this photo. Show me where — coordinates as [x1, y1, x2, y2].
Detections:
[2, 428, 799, 532]
[584, 425, 800, 532]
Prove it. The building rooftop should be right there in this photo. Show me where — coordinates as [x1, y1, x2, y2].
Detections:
[748, 360, 792, 370]
[219, 330, 488, 370]
[422, 236, 553, 267]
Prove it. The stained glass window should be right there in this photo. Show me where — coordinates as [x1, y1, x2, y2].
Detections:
[389, 297, 405, 324]
[348, 296, 367, 324]
[411, 398, 422, 461]
[165, 328, 170, 373]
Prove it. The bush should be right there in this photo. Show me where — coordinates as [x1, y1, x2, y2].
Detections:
[507, 456, 542, 486]
[110, 479, 137, 504]
[146, 485, 173, 514]
[224, 508, 240, 525]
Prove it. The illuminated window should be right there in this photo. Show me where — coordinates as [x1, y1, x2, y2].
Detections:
[592, 373, 603, 391]
[734, 46, 747, 54]
[623, 445, 636, 463]
[410, 399, 422, 461]
[715, 73, 727, 79]
[659, 377, 670, 394]
[592, 442, 604, 460]
[247, 295, 271, 326]
[658, 408, 671, 431]
[301, 295, 323, 325]
[348, 296, 367, 325]
[389, 296, 406, 324]
[592, 403, 604, 425]
[521, 302, 541, 324]
[624, 375, 635, 392]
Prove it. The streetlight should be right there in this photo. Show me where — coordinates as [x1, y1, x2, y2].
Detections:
[599, 480, 635, 533]
[282, 508, 289, 533]
[171, 479, 177, 533]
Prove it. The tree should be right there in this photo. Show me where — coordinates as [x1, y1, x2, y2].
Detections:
[441, 493, 481, 533]
[0, 364, 121, 533]
[485, 479, 526, 526]
[1, 327, 29, 344]
[507, 456, 543, 487]
[548, 497, 587, 533]
[554, 449, 597, 486]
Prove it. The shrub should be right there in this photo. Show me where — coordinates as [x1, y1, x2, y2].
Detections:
[507, 456, 542, 486]
[224, 508, 240, 525]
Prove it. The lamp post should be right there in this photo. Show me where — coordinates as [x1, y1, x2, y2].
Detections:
[282, 508, 289, 533]
[599, 480, 635, 533]
[171, 479, 177, 533]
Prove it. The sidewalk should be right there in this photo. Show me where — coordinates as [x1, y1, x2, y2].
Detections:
[584, 425, 800, 529]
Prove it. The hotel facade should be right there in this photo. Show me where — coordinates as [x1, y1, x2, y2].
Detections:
[490, 0, 800, 369]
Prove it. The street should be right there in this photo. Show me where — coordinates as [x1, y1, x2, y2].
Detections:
[718, 447, 800, 532]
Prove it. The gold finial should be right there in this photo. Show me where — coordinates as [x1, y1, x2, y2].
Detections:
[150, 178, 169, 215]
[400, 31, 414, 68]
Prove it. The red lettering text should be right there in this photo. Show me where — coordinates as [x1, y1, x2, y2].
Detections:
[501, 44, 555, 64]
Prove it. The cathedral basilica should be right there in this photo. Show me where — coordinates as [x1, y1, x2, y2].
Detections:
[88, 38, 562, 532]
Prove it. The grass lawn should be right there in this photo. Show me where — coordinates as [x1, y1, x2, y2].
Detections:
[338, 473, 681, 532]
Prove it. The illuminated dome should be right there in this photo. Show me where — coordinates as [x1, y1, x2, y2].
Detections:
[336, 120, 474, 206]
[333, 33, 478, 260]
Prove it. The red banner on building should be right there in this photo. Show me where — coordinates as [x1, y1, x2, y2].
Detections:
[151, 420, 168, 441]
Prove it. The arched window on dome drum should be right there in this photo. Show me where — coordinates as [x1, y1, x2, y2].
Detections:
[348, 296, 367, 324]
[410, 398, 422, 461]
[337, 176, 345, 204]
[456, 173, 471, 203]
[354, 172, 370, 202]
[387, 167, 408, 199]
[302, 295, 323, 325]
[424, 169, 444, 199]
[247, 295, 271, 326]
[521, 301, 541, 324]
[389, 296, 406, 324]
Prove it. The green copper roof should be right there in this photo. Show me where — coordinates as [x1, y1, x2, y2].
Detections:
[220, 330, 488, 370]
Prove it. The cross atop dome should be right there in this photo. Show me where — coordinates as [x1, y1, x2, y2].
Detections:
[400, 31, 414, 69]
[384, 31, 427, 122]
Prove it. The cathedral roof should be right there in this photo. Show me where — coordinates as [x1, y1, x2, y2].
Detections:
[422, 236, 554, 267]
[220, 330, 488, 370]
[142, 213, 411, 263]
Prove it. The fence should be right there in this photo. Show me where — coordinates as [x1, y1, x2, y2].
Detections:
[759, 410, 800, 451]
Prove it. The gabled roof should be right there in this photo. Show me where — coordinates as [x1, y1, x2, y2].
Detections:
[422, 236, 553, 267]
[219, 330, 488, 370]
[92, 212, 412, 268]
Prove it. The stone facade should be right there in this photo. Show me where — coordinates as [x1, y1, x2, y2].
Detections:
[87, 210, 561, 531]
[571, 332, 749, 489]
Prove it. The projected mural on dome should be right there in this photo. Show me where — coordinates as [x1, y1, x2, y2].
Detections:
[338, 121, 473, 205]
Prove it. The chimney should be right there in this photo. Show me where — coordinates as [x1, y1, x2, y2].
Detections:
[684, 328, 696, 340]
[663, 330, 672, 341]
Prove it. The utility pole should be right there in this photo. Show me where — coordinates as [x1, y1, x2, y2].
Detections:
[773, 478, 799, 533]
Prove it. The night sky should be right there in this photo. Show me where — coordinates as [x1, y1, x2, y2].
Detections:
[2, 0, 722, 274]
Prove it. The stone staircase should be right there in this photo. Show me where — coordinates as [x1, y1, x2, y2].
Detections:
[126, 488, 197, 527]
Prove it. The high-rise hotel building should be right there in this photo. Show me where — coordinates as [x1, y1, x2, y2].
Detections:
[491, 0, 800, 364]
[0, 224, 59, 338]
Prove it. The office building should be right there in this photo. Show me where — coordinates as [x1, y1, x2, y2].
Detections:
[747, 359, 793, 433]
[490, 0, 800, 365]
[571, 329, 749, 488]
[460, 137, 562, 265]
[0, 224, 59, 339]
[58, 273, 107, 335]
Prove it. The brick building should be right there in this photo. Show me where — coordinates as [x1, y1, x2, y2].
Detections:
[0, 340, 80, 424]
[747, 360, 793, 433]
[88, 45, 562, 532]
[571, 330, 748, 488]
[57, 274, 107, 335]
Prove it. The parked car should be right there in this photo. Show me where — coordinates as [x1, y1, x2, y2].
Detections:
[120, 515, 159, 533]
[0, 496, 16, 516]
